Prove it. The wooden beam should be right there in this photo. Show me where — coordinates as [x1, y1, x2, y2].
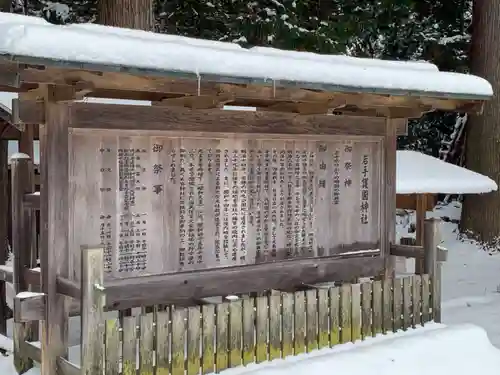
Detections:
[103, 254, 383, 311]
[40, 86, 70, 375]
[424, 218, 442, 322]
[0, 63, 485, 114]
[14, 292, 46, 323]
[390, 243, 447, 262]
[57, 357, 80, 375]
[16, 100, 408, 136]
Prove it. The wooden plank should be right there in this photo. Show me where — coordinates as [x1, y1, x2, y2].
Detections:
[11, 153, 35, 373]
[329, 287, 340, 346]
[412, 275, 422, 327]
[171, 308, 187, 375]
[215, 303, 229, 372]
[393, 278, 403, 332]
[293, 291, 306, 355]
[241, 298, 255, 366]
[402, 277, 412, 330]
[156, 308, 171, 375]
[80, 246, 105, 375]
[255, 296, 268, 363]
[339, 284, 352, 343]
[421, 275, 431, 324]
[372, 280, 382, 336]
[105, 255, 384, 310]
[268, 294, 281, 360]
[389, 244, 424, 259]
[351, 284, 362, 342]
[306, 289, 318, 352]
[229, 301, 243, 366]
[0, 140, 8, 335]
[13, 293, 45, 322]
[105, 319, 120, 375]
[40, 89, 70, 375]
[140, 313, 155, 375]
[317, 289, 329, 348]
[361, 282, 372, 339]
[281, 293, 294, 357]
[19, 100, 396, 136]
[122, 316, 138, 375]
[187, 307, 201, 375]
[382, 279, 393, 333]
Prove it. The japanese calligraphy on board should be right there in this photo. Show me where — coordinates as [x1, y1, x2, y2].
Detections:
[68, 134, 382, 281]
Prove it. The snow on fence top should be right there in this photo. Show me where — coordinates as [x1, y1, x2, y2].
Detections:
[396, 151, 498, 195]
[0, 12, 493, 100]
[0, 91, 15, 114]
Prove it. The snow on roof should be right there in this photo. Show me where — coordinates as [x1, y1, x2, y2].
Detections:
[396, 150, 498, 195]
[0, 91, 16, 114]
[0, 13, 493, 99]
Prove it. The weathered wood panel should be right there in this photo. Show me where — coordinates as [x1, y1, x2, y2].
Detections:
[69, 134, 382, 281]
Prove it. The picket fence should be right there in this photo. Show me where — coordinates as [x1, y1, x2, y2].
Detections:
[93, 274, 434, 375]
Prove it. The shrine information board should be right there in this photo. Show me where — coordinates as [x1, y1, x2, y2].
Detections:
[68, 133, 382, 281]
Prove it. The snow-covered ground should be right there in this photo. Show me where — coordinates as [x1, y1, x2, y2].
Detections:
[1, 200, 500, 374]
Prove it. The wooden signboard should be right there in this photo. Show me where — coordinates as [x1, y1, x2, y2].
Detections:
[68, 132, 382, 281]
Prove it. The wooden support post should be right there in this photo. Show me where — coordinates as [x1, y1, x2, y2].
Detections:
[18, 125, 39, 341]
[81, 246, 105, 375]
[382, 119, 400, 279]
[0, 140, 8, 335]
[423, 218, 442, 323]
[40, 87, 70, 375]
[415, 194, 428, 274]
[11, 153, 35, 374]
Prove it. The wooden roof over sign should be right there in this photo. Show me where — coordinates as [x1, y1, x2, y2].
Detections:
[0, 12, 493, 118]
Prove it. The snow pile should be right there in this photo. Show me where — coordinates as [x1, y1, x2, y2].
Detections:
[396, 150, 498, 194]
[222, 324, 500, 375]
[0, 13, 493, 98]
[0, 92, 16, 114]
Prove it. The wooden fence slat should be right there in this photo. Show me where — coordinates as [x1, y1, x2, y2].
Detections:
[229, 300, 243, 367]
[216, 303, 229, 372]
[139, 313, 155, 375]
[393, 278, 403, 332]
[402, 277, 412, 330]
[372, 280, 382, 336]
[281, 293, 294, 358]
[187, 307, 201, 375]
[361, 282, 372, 339]
[105, 319, 120, 375]
[382, 279, 393, 333]
[412, 275, 422, 327]
[317, 289, 329, 348]
[242, 298, 255, 366]
[268, 294, 281, 360]
[293, 291, 306, 355]
[306, 289, 318, 352]
[340, 284, 352, 343]
[421, 275, 430, 324]
[255, 296, 268, 363]
[172, 308, 187, 375]
[201, 305, 215, 375]
[122, 315, 138, 375]
[351, 284, 362, 342]
[329, 287, 340, 346]
[156, 309, 171, 375]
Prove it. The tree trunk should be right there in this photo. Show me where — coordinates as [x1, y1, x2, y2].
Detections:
[98, 0, 154, 31]
[461, 0, 500, 244]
